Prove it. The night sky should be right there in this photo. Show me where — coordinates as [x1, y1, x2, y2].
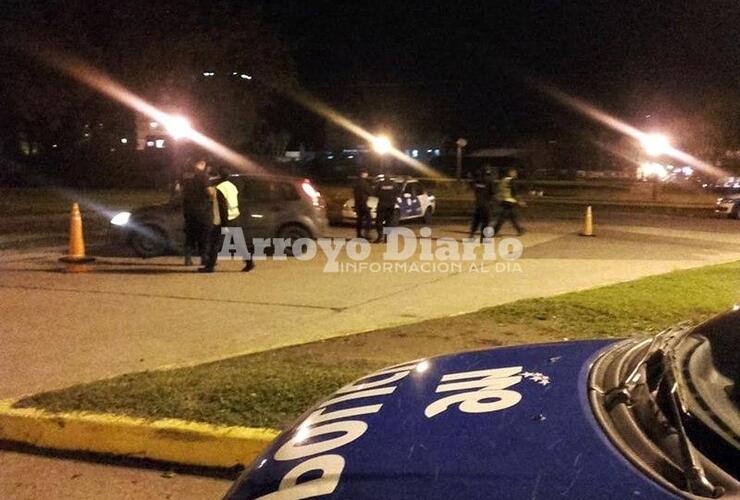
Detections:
[261, 1, 740, 145]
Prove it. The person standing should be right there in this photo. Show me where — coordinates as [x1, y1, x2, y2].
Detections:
[181, 159, 211, 266]
[374, 174, 397, 243]
[353, 170, 373, 239]
[469, 167, 494, 241]
[200, 167, 255, 273]
[493, 168, 526, 236]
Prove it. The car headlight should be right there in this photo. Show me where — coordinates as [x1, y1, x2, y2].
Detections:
[110, 211, 131, 226]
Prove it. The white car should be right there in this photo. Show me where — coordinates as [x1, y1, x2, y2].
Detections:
[342, 176, 436, 225]
[715, 194, 740, 219]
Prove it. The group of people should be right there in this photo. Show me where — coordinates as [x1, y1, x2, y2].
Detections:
[352, 170, 398, 243]
[351, 167, 526, 244]
[469, 167, 526, 241]
[179, 160, 254, 273]
[181, 161, 524, 269]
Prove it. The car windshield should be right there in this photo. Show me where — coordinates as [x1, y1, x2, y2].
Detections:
[675, 319, 740, 471]
[3, 2, 740, 499]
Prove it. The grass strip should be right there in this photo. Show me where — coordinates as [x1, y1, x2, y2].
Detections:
[16, 260, 740, 430]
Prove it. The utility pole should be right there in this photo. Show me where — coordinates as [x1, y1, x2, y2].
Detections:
[456, 137, 467, 181]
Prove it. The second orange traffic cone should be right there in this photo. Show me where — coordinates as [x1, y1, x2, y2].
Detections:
[59, 202, 95, 269]
[579, 205, 595, 237]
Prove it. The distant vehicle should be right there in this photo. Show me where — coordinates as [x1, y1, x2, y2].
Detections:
[715, 194, 740, 219]
[226, 310, 740, 499]
[341, 176, 436, 225]
[110, 175, 328, 257]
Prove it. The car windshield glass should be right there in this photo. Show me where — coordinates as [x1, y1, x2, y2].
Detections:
[675, 318, 740, 464]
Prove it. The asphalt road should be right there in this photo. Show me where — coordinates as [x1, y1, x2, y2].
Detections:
[1, 211, 739, 499]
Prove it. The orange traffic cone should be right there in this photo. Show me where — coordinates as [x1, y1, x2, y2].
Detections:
[59, 202, 95, 271]
[579, 205, 595, 237]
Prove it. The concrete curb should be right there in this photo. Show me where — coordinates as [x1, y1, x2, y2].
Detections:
[0, 400, 279, 469]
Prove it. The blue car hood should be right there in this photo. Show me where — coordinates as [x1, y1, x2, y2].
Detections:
[227, 340, 677, 499]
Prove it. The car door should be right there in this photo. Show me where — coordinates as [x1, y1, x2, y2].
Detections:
[401, 181, 422, 218]
[415, 181, 431, 213]
[239, 178, 279, 239]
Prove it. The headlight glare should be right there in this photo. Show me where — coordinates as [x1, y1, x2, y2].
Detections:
[110, 211, 131, 226]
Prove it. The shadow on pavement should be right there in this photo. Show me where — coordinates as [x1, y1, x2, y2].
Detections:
[0, 440, 241, 480]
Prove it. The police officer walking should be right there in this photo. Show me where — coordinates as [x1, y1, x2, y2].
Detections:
[353, 170, 373, 239]
[469, 167, 494, 241]
[200, 167, 255, 273]
[181, 159, 211, 266]
[493, 168, 526, 236]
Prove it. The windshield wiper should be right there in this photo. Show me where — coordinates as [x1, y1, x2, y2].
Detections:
[595, 325, 728, 497]
[601, 325, 688, 410]
[660, 349, 725, 498]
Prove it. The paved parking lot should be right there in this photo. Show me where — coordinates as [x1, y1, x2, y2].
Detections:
[2, 214, 739, 401]
[2, 213, 739, 499]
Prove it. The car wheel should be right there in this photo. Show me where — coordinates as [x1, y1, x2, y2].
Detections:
[423, 206, 433, 224]
[277, 224, 313, 256]
[130, 223, 169, 258]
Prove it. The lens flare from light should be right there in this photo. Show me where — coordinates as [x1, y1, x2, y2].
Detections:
[38, 52, 266, 175]
[535, 82, 726, 179]
[288, 91, 446, 179]
[640, 133, 670, 157]
[163, 115, 192, 140]
[372, 135, 392, 155]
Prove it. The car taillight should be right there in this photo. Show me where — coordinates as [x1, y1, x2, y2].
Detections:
[302, 180, 322, 207]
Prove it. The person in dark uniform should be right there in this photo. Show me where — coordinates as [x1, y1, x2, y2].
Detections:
[353, 170, 373, 239]
[493, 168, 526, 236]
[374, 174, 398, 243]
[469, 166, 494, 241]
[180, 159, 211, 266]
[200, 167, 255, 273]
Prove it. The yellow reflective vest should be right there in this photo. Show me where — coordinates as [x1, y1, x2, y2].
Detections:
[214, 180, 240, 224]
[497, 176, 517, 203]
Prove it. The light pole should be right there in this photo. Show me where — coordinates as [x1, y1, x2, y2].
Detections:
[455, 137, 467, 181]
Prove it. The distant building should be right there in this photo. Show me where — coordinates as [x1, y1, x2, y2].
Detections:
[134, 114, 171, 150]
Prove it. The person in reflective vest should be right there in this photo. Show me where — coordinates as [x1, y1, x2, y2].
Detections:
[493, 168, 526, 236]
[469, 166, 494, 241]
[200, 167, 255, 273]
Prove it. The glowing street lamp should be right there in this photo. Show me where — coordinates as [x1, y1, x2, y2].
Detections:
[372, 134, 392, 155]
[640, 133, 670, 157]
[163, 115, 192, 141]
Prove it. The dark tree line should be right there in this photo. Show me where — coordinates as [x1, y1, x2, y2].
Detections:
[0, 0, 299, 185]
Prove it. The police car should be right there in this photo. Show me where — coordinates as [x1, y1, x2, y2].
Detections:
[226, 310, 739, 499]
[715, 194, 740, 219]
[341, 176, 436, 225]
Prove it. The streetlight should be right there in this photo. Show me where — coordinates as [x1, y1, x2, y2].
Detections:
[372, 134, 392, 155]
[639, 132, 670, 202]
[640, 133, 670, 157]
[162, 115, 192, 141]
[160, 114, 192, 199]
[372, 134, 393, 172]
